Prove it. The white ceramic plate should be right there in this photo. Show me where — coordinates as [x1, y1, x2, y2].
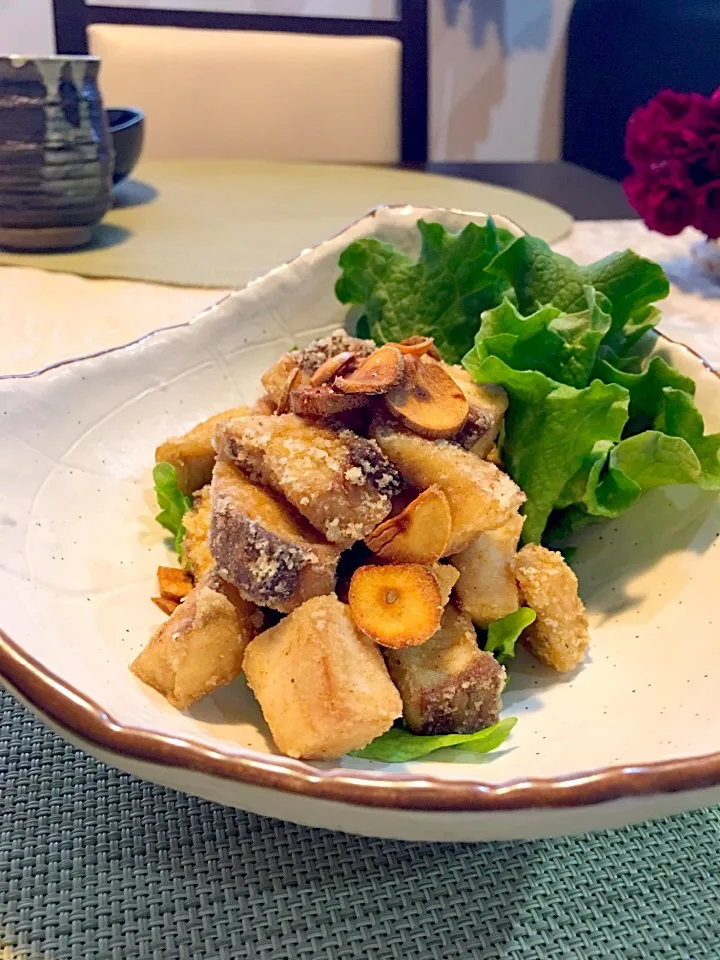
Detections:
[1, 206, 719, 843]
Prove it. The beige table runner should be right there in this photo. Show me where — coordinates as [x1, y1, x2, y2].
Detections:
[0, 160, 573, 289]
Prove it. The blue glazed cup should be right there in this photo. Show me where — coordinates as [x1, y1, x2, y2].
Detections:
[0, 55, 113, 250]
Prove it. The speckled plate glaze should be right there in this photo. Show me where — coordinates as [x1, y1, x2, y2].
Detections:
[1, 206, 719, 843]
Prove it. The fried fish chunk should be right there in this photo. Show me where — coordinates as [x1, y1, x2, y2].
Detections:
[182, 484, 214, 580]
[385, 605, 506, 735]
[209, 460, 339, 612]
[442, 364, 508, 458]
[155, 405, 250, 494]
[452, 513, 524, 628]
[260, 330, 375, 405]
[370, 419, 525, 554]
[515, 544, 589, 672]
[243, 595, 402, 759]
[131, 573, 263, 709]
[216, 414, 401, 548]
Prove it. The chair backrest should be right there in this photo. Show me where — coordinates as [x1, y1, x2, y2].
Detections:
[54, 2, 428, 164]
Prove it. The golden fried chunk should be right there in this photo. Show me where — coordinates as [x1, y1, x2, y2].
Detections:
[152, 596, 178, 616]
[515, 544, 589, 672]
[157, 565, 193, 601]
[430, 562, 459, 607]
[182, 485, 214, 580]
[260, 330, 375, 405]
[260, 354, 305, 407]
[452, 513, 524, 628]
[385, 605, 506, 735]
[243, 595, 402, 759]
[155, 405, 250, 494]
[442, 364, 508, 458]
[131, 574, 263, 709]
[251, 393, 277, 415]
[209, 460, 339, 612]
[216, 414, 401, 548]
[371, 420, 525, 554]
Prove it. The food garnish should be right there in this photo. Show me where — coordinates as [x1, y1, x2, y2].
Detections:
[153, 462, 193, 557]
[348, 563, 443, 648]
[364, 485, 452, 564]
[384, 354, 470, 438]
[352, 716, 517, 762]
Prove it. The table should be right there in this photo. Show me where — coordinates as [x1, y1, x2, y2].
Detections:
[0, 159, 577, 289]
[2, 162, 719, 960]
[422, 161, 638, 221]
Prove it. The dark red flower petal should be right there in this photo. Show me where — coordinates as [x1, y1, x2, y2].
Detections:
[624, 167, 695, 236]
[693, 180, 720, 240]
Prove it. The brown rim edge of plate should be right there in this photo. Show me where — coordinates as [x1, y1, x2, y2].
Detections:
[1, 207, 719, 813]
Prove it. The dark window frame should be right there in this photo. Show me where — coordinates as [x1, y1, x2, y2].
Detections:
[53, 0, 428, 162]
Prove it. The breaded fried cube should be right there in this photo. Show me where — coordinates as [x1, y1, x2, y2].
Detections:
[215, 414, 401, 548]
[442, 364, 508, 458]
[260, 330, 375, 405]
[155, 405, 250, 494]
[385, 605, 506, 735]
[182, 485, 214, 580]
[131, 573, 263, 709]
[452, 513, 524, 628]
[515, 544, 589, 672]
[243, 595, 402, 759]
[210, 460, 339, 612]
[371, 420, 525, 554]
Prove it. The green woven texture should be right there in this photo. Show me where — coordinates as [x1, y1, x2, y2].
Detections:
[1, 688, 719, 960]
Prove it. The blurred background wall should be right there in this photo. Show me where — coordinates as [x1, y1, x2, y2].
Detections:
[430, 0, 573, 161]
[0, 0, 55, 55]
[5, 0, 573, 161]
[83, 1, 396, 17]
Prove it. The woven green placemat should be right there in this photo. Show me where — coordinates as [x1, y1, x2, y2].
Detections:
[1, 687, 718, 960]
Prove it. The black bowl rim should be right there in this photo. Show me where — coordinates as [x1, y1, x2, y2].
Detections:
[107, 107, 145, 132]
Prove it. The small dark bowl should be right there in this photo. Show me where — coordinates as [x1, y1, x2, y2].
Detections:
[107, 107, 145, 185]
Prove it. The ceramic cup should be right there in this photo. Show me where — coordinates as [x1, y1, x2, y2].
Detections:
[0, 55, 113, 251]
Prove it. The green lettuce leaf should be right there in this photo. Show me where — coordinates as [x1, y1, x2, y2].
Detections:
[465, 353, 629, 542]
[578, 432, 702, 518]
[546, 506, 601, 544]
[593, 352, 696, 426]
[473, 288, 611, 388]
[486, 236, 669, 354]
[655, 388, 720, 490]
[153, 462, 193, 557]
[335, 218, 514, 363]
[350, 717, 517, 762]
[337, 225, 714, 546]
[484, 608, 536, 664]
